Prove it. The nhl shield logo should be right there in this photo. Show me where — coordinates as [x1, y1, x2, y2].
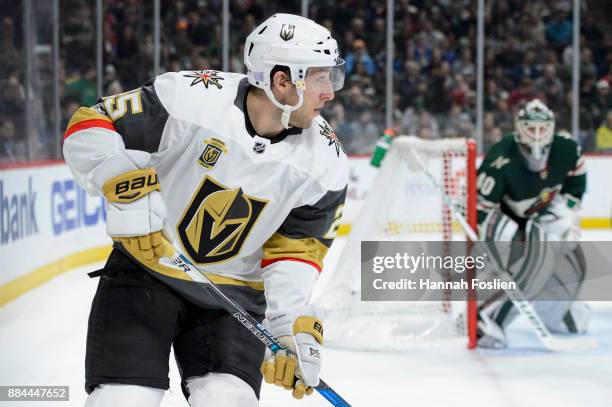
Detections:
[199, 138, 228, 169]
[253, 141, 266, 154]
[279, 24, 295, 41]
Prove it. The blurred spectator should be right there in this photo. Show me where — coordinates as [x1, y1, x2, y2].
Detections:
[0, 17, 21, 80]
[595, 111, 612, 152]
[534, 64, 565, 99]
[397, 59, 423, 110]
[494, 97, 515, 133]
[509, 78, 537, 107]
[345, 39, 377, 76]
[0, 119, 26, 163]
[452, 47, 475, 78]
[417, 126, 435, 140]
[348, 111, 379, 154]
[327, 103, 353, 142]
[484, 79, 506, 111]
[64, 66, 98, 107]
[0, 75, 26, 123]
[406, 110, 440, 139]
[546, 9, 572, 48]
[581, 48, 598, 80]
[418, 19, 446, 51]
[369, 17, 386, 56]
[425, 61, 453, 114]
[482, 112, 502, 151]
[590, 80, 612, 126]
[511, 49, 542, 85]
[104, 64, 123, 95]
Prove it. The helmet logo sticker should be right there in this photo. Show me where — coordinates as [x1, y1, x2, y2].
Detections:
[279, 24, 295, 41]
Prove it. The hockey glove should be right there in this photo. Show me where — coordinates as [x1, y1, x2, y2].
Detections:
[260, 305, 323, 399]
[103, 168, 171, 263]
[537, 195, 581, 245]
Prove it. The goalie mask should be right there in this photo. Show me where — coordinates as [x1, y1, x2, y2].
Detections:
[515, 99, 555, 172]
[244, 13, 345, 129]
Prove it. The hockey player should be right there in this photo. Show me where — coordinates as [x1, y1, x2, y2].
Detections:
[63, 14, 347, 406]
[475, 99, 589, 348]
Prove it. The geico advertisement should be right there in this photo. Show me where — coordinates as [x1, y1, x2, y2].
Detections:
[0, 164, 109, 284]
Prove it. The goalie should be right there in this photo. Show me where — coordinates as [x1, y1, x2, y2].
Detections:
[475, 99, 589, 348]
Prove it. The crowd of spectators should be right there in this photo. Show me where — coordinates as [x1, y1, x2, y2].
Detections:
[0, 13, 27, 163]
[1, 0, 612, 163]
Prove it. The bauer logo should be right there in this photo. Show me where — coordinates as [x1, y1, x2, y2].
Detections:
[51, 179, 106, 236]
[0, 178, 38, 245]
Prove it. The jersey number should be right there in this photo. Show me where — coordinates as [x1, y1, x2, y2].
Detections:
[103, 89, 143, 120]
[477, 173, 496, 196]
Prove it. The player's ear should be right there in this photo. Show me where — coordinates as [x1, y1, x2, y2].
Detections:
[271, 70, 292, 90]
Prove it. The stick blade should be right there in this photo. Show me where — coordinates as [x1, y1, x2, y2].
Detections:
[544, 335, 599, 352]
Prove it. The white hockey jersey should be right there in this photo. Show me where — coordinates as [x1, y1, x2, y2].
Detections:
[63, 70, 348, 315]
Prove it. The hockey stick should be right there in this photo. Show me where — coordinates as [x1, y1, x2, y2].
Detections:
[117, 242, 352, 407]
[408, 146, 598, 351]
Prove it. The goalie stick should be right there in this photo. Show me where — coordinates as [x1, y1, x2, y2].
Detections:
[117, 242, 352, 407]
[408, 145, 598, 352]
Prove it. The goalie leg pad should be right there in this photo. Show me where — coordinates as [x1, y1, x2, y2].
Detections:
[479, 210, 519, 271]
[186, 373, 258, 407]
[560, 301, 591, 334]
[507, 220, 557, 297]
[84, 384, 164, 407]
[532, 244, 589, 333]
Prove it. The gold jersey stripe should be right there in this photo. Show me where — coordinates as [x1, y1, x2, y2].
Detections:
[262, 232, 328, 270]
[66, 106, 113, 129]
[121, 241, 265, 290]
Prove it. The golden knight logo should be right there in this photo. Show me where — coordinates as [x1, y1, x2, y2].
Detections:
[199, 138, 227, 169]
[177, 176, 268, 264]
[279, 24, 295, 41]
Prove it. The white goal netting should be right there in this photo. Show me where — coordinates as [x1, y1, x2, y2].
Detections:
[315, 136, 477, 350]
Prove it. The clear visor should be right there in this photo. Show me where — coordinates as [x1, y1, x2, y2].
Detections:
[303, 58, 346, 93]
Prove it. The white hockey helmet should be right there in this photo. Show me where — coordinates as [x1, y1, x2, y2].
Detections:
[515, 99, 555, 172]
[244, 13, 345, 129]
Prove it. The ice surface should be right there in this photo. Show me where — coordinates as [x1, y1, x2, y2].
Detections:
[1, 230, 612, 406]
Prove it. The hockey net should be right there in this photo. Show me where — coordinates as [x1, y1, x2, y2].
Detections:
[315, 136, 477, 350]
